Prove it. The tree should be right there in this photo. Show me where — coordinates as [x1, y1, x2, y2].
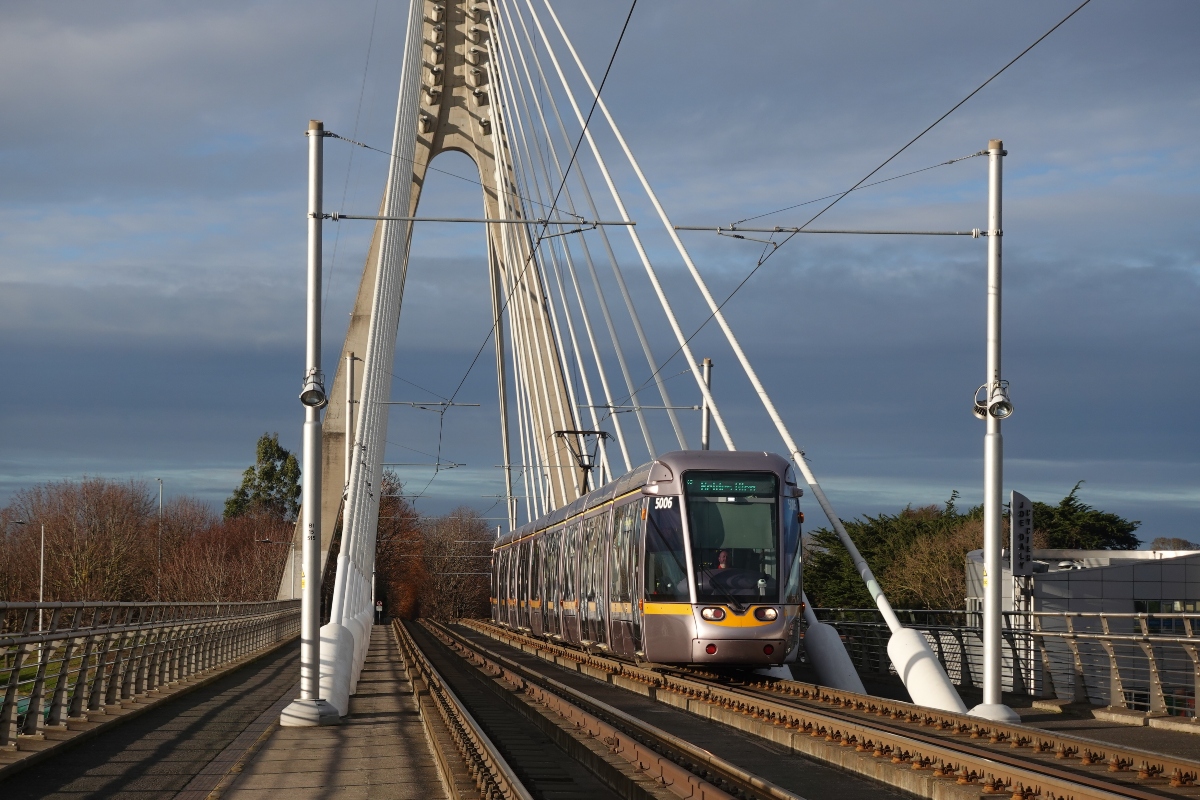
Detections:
[883, 516, 983, 609]
[803, 494, 980, 609]
[1150, 537, 1199, 551]
[374, 472, 424, 618]
[417, 507, 492, 620]
[224, 433, 301, 521]
[1032, 481, 1140, 550]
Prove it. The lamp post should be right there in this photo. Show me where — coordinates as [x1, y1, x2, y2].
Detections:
[156, 478, 163, 601]
[14, 520, 45, 659]
[969, 139, 1020, 724]
[281, 119, 338, 727]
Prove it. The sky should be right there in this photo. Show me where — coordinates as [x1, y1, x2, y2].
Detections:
[1, 1, 1197, 542]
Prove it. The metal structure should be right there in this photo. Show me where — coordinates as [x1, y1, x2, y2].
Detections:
[286, 0, 1011, 720]
[816, 607, 1200, 718]
[0, 601, 299, 748]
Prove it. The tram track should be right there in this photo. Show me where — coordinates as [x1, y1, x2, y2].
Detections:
[398, 617, 821, 800]
[463, 618, 1200, 800]
[411, 617, 810, 800]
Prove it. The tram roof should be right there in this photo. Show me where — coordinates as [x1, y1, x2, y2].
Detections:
[494, 450, 794, 548]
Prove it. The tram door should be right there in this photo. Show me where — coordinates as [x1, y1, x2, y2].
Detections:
[529, 537, 544, 635]
[607, 501, 641, 657]
[499, 547, 511, 626]
[517, 540, 530, 630]
[543, 530, 560, 638]
[581, 512, 608, 647]
[562, 523, 581, 644]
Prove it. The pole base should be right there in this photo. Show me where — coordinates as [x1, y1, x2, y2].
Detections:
[968, 702, 1022, 724]
[279, 697, 340, 727]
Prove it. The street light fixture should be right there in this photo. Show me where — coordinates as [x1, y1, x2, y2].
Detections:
[299, 369, 328, 408]
[987, 382, 1014, 420]
[972, 381, 1014, 421]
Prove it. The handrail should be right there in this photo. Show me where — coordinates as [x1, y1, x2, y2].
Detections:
[1, 600, 300, 748]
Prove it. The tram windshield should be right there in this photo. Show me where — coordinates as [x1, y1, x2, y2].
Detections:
[684, 471, 779, 605]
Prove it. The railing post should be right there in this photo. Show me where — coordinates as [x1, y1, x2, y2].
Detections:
[67, 633, 97, 721]
[47, 635, 81, 729]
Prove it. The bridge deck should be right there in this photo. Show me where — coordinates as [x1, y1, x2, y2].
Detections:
[220, 624, 444, 800]
[0, 639, 301, 799]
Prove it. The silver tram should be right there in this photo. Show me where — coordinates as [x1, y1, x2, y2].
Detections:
[491, 450, 804, 665]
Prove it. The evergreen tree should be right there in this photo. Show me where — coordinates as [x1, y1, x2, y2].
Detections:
[1033, 481, 1139, 550]
[224, 433, 301, 521]
[803, 494, 980, 608]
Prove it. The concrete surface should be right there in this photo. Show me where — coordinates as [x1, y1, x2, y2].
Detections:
[219, 625, 446, 800]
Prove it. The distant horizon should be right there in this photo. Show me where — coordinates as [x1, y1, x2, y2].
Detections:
[1, 2, 1196, 544]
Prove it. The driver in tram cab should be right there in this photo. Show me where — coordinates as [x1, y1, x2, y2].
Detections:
[716, 549, 730, 570]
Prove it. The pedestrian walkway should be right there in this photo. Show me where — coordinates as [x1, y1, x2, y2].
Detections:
[220, 624, 446, 800]
[0, 641, 300, 800]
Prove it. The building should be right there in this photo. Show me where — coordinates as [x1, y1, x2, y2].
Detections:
[965, 548, 1200, 615]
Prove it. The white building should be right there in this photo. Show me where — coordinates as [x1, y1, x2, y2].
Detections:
[965, 548, 1200, 615]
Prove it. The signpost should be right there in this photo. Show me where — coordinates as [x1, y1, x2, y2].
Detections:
[1011, 491, 1033, 577]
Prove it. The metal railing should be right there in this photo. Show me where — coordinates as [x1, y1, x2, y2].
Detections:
[813, 608, 1200, 717]
[1, 600, 300, 747]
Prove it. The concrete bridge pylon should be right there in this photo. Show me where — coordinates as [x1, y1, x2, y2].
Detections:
[278, 0, 582, 603]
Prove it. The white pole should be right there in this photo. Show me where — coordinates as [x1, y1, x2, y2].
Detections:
[38, 523, 44, 661]
[700, 358, 712, 451]
[345, 352, 355, 489]
[970, 139, 1019, 723]
[281, 119, 337, 727]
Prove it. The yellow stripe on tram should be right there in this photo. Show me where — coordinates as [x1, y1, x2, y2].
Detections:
[642, 602, 693, 616]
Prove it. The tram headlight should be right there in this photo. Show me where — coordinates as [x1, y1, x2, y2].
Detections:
[700, 607, 726, 621]
[754, 607, 778, 621]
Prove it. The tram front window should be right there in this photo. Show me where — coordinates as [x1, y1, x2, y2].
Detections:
[684, 471, 779, 605]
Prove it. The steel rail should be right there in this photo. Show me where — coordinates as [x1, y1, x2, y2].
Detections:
[426, 620, 800, 800]
[391, 620, 534, 800]
[464, 619, 1200, 799]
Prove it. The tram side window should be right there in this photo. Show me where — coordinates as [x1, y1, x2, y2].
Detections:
[497, 548, 509, 606]
[645, 496, 689, 601]
[783, 497, 802, 604]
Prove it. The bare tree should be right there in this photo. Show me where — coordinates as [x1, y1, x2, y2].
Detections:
[418, 507, 493, 621]
[1, 478, 290, 603]
[374, 473, 424, 619]
[882, 517, 983, 610]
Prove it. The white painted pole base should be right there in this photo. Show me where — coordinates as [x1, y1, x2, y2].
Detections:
[319, 622, 356, 717]
[803, 621, 867, 694]
[969, 702, 1022, 723]
[887, 628, 968, 713]
[279, 698, 340, 727]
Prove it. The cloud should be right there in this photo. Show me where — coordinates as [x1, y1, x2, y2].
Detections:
[0, 0, 1197, 542]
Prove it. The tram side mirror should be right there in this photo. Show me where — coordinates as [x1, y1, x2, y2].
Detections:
[784, 485, 804, 498]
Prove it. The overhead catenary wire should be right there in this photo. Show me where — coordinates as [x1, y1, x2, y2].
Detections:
[598, 0, 1096, 417]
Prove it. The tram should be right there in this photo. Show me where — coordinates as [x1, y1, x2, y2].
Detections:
[491, 450, 804, 665]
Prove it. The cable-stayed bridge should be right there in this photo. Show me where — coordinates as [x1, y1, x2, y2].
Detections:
[277, 0, 985, 729]
[9, 2, 1189, 798]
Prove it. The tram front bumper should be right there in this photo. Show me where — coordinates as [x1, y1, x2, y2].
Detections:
[691, 637, 787, 664]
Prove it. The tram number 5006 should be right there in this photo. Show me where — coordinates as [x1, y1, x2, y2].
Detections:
[653, 497, 674, 510]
